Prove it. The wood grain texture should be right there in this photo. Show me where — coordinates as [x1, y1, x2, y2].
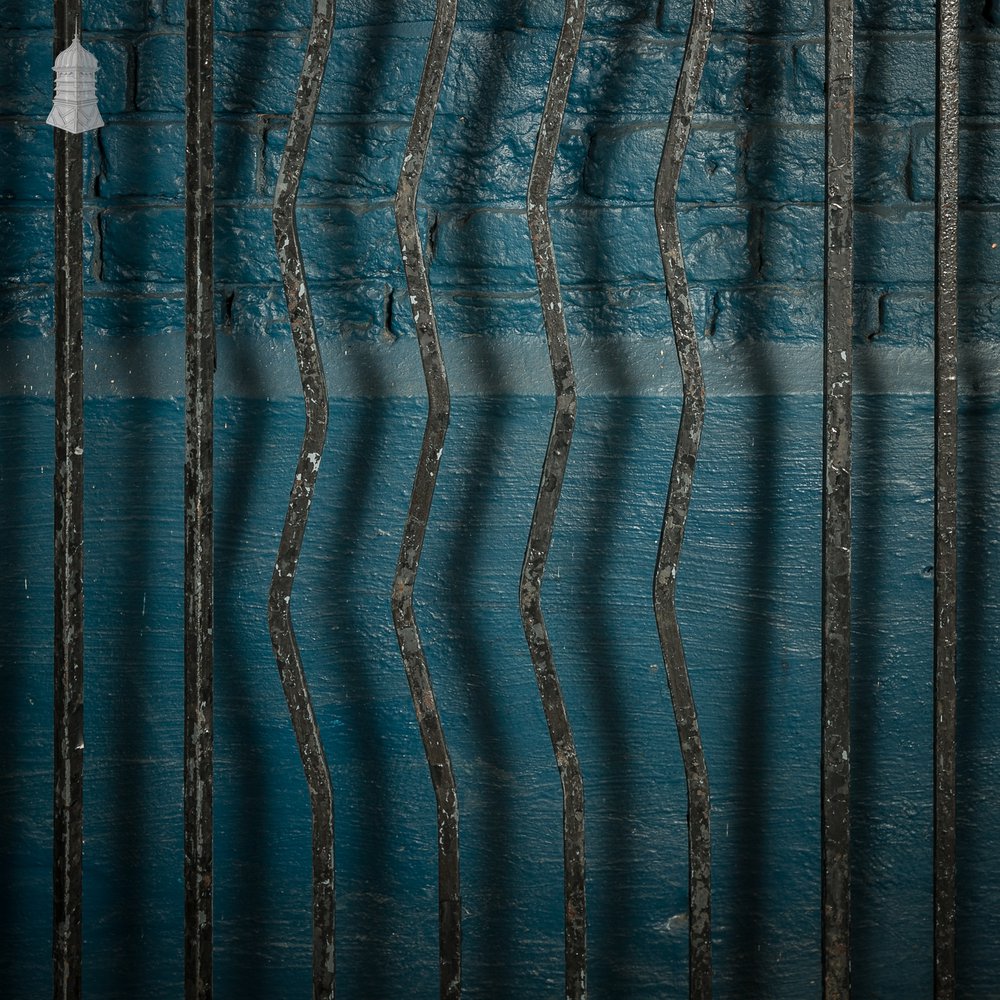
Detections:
[0, 395, 997, 998]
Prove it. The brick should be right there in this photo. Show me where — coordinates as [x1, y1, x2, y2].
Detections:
[97, 122, 260, 201]
[0, 0, 50, 29]
[748, 119, 912, 199]
[957, 211, 1000, 284]
[163, 0, 313, 31]
[961, 42, 1000, 119]
[854, 0, 933, 31]
[99, 202, 426, 288]
[100, 208, 185, 284]
[136, 27, 783, 126]
[96, 122, 186, 201]
[582, 126, 742, 204]
[663, 0, 819, 35]
[434, 205, 750, 290]
[0, 35, 61, 116]
[878, 292, 1000, 344]
[793, 40, 935, 122]
[138, 32, 306, 115]
[877, 293, 929, 345]
[759, 209, 1000, 292]
[710, 287, 824, 342]
[0, 123, 55, 202]
[746, 126, 822, 202]
[763, 205, 933, 285]
[909, 125, 1000, 204]
[0, 287, 53, 338]
[87, 292, 185, 339]
[260, 115, 584, 207]
[0, 32, 128, 122]
[749, 126, 910, 205]
[0, 208, 54, 282]
[855, 126, 911, 204]
[4, 36, 130, 118]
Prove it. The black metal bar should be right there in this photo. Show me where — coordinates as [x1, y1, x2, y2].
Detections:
[652, 0, 714, 993]
[184, 0, 214, 995]
[822, 0, 854, 993]
[391, 2, 460, 996]
[934, 0, 959, 993]
[519, 1, 587, 996]
[268, 1, 337, 996]
[52, 2, 84, 997]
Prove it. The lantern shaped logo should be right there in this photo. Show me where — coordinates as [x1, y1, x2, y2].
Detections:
[47, 33, 104, 134]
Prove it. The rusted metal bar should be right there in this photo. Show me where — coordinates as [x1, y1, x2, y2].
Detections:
[933, 0, 959, 994]
[822, 0, 854, 993]
[652, 0, 714, 993]
[391, 1, 460, 996]
[520, 1, 587, 996]
[52, 1, 84, 996]
[184, 0, 215, 995]
[268, 1, 337, 996]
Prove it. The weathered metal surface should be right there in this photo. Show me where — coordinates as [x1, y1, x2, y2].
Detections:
[391, 1, 461, 996]
[822, 0, 854, 994]
[934, 0, 959, 994]
[184, 0, 215, 995]
[520, 0, 588, 996]
[268, 2, 338, 997]
[52, 2, 84, 997]
[652, 0, 715, 993]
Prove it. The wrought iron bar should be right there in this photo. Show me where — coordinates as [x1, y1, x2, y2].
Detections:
[52, 2, 84, 997]
[822, 0, 854, 993]
[933, 0, 959, 994]
[519, 0, 587, 995]
[652, 0, 714, 993]
[184, 0, 215, 995]
[391, 1, 460, 996]
[268, 0, 337, 996]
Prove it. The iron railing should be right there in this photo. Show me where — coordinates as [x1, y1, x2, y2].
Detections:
[45, 1, 964, 997]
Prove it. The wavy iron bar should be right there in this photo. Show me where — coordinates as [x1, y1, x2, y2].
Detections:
[52, 1, 84, 997]
[652, 0, 714, 993]
[391, 0, 461, 995]
[933, 0, 959, 992]
[821, 0, 854, 993]
[520, 0, 588, 995]
[268, 0, 338, 996]
[183, 0, 215, 994]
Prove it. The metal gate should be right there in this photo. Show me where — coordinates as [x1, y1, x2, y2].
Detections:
[42, 0, 962, 996]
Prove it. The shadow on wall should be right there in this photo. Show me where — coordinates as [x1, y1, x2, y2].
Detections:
[956, 33, 999, 994]
[296, 0, 399, 993]
[572, 2, 648, 992]
[435, 9, 523, 994]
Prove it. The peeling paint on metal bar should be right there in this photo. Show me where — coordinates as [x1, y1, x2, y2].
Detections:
[391, 0, 462, 995]
[821, 0, 854, 994]
[268, 0, 338, 996]
[183, 0, 215, 995]
[652, 0, 715, 993]
[52, 2, 84, 997]
[520, 0, 588, 996]
[934, 0, 959, 994]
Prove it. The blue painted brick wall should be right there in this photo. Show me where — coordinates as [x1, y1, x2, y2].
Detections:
[4, 0, 1000, 360]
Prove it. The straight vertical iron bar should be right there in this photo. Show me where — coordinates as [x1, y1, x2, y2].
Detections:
[934, 0, 959, 994]
[822, 0, 854, 994]
[652, 0, 714, 991]
[52, 2, 84, 996]
[184, 0, 214, 995]
[391, 1, 460, 996]
[520, 0, 587, 995]
[268, 0, 337, 995]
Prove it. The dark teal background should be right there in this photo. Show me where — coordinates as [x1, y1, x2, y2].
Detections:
[2, 0, 1000, 996]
